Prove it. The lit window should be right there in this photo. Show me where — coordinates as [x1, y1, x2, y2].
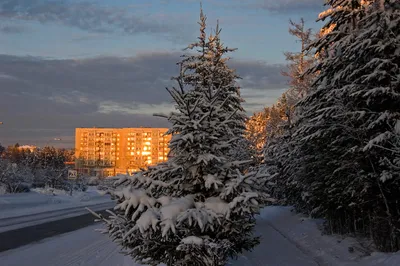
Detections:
[128, 138, 130, 140]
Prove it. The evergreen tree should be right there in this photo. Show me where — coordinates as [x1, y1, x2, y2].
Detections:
[261, 19, 316, 205]
[277, 0, 400, 251]
[282, 19, 316, 101]
[245, 108, 270, 158]
[178, 8, 249, 163]
[0, 143, 5, 155]
[91, 8, 269, 266]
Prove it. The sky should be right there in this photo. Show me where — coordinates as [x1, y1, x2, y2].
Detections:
[0, 0, 325, 148]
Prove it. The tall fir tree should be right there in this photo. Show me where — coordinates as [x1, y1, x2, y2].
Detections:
[261, 20, 316, 204]
[91, 8, 269, 266]
[276, 0, 400, 251]
[178, 8, 251, 164]
[282, 19, 315, 101]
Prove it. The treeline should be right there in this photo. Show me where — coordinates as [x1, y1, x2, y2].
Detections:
[0, 143, 75, 193]
[246, 1, 400, 252]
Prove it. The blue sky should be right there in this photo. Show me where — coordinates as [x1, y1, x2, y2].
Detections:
[0, 0, 325, 147]
[0, 0, 323, 61]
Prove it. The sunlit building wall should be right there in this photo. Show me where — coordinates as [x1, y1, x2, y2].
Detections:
[75, 127, 171, 177]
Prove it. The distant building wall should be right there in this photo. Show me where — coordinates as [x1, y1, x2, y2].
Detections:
[75, 127, 171, 177]
[18, 145, 37, 152]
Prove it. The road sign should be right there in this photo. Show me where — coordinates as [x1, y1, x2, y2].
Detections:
[68, 169, 78, 179]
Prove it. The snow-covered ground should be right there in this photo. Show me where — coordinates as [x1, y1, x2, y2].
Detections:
[258, 207, 400, 266]
[0, 186, 111, 218]
[1, 206, 399, 266]
[0, 186, 113, 232]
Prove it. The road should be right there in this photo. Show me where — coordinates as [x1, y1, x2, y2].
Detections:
[0, 209, 109, 252]
[234, 219, 320, 266]
[0, 216, 321, 266]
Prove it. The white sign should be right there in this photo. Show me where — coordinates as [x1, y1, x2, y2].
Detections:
[68, 169, 78, 179]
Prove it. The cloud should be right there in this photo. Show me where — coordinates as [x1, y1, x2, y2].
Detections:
[0, 72, 18, 79]
[0, 24, 28, 34]
[0, 0, 190, 41]
[97, 101, 174, 116]
[0, 52, 287, 147]
[243, 0, 324, 13]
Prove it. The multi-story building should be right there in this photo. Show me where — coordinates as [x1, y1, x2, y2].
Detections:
[75, 127, 171, 177]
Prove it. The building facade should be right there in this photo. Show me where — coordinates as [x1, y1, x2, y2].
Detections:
[75, 127, 171, 177]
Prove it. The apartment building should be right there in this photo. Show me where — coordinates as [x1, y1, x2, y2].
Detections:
[75, 127, 171, 177]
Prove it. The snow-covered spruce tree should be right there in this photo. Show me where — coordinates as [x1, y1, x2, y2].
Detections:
[282, 18, 316, 100]
[245, 108, 271, 161]
[261, 93, 297, 205]
[260, 19, 317, 207]
[285, 0, 400, 251]
[91, 9, 269, 266]
[269, 0, 370, 214]
[178, 8, 250, 164]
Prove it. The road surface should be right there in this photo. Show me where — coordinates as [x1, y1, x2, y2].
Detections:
[0, 217, 320, 266]
[0, 209, 109, 252]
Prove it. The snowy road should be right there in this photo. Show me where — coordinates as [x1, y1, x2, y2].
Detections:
[0, 221, 320, 266]
[234, 219, 319, 266]
[0, 209, 111, 252]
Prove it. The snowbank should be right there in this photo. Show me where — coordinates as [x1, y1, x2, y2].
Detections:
[0, 186, 112, 220]
[259, 206, 400, 266]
